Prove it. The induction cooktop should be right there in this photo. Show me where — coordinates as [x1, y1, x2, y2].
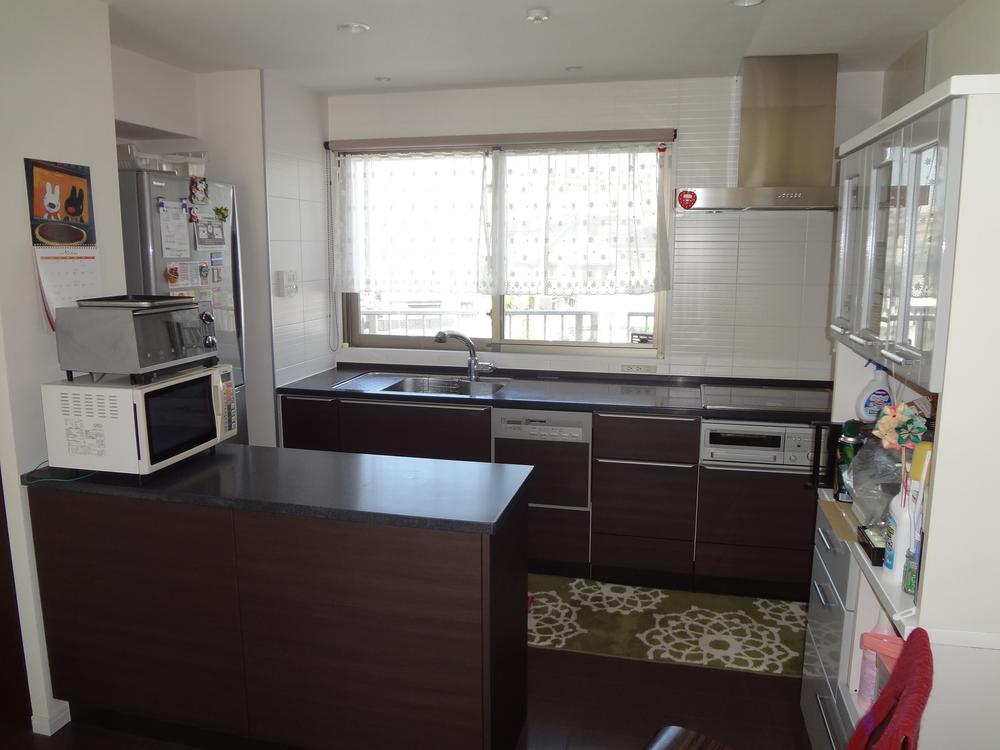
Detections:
[700, 385, 831, 412]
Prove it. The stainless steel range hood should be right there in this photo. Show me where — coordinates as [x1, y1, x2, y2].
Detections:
[677, 55, 838, 211]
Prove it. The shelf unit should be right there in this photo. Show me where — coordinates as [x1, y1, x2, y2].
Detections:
[809, 75, 1000, 748]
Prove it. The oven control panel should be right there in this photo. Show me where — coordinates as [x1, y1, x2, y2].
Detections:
[783, 427, 816, 466]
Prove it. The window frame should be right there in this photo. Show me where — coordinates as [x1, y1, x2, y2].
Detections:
[331, 129, 675, 356]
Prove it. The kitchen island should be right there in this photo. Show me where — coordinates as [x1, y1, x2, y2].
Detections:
[23, 445, 531, 750]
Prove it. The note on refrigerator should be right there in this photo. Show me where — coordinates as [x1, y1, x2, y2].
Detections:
[159, 201, 191, 258]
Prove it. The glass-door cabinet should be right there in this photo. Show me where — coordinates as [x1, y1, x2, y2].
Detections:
[830, 98, 966, 392]
[889, 101, 963, 392]
[829, 149, 867, 339]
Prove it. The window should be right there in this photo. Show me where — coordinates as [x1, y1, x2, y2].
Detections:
[334, 136, 671, 351]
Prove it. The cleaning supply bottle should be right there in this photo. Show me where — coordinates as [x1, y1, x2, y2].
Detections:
[883, 489, 910, 581]
[857, 363, 894, 423]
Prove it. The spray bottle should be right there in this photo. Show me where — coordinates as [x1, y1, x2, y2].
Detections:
[857, 362, 893, 423]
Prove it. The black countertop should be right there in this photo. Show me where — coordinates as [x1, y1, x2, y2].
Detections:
[277, 365, 833, 423]
[23, 444, 531, 535]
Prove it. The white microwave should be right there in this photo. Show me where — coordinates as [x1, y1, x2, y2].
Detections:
[42, 365, 237, 475]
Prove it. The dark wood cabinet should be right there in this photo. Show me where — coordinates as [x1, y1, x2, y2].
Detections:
[28, 489, 248, 735]
[494, 438, 589, 508]
[593, 413, 700, 464]
[591, 534, 693, 587]
[527, 506, 590, 574]
[339, 400, 491, 462]
[696, 466, 815, 550]
[0, 478, 30, 726]
[589, 414, 700, 585]
[591, 459, 697, 539]
[236, 503, 525, 750]
[695, 542, 812, 601]
[694, 466, 816, 600]
[279, 395, 339, 451]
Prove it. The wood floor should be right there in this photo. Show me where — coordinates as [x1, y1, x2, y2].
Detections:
[0, 649, 809, 750]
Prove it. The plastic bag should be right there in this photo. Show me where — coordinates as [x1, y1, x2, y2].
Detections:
[844, 438, 902, 526]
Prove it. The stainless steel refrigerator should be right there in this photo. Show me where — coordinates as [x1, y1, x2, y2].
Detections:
[118, 170, 248, 443]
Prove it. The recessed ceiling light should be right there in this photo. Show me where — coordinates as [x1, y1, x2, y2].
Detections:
[336, 22, 371, 33]
[565, 65, 583, 71]
[526, 7, 550, 23]
[375, 76, 392, 82]
[730, 0, 764, 6]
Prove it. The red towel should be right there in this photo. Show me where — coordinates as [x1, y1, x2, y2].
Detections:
[847, 627, 933, 750]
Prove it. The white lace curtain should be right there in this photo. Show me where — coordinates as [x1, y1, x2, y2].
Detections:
[332, 142, 671, 295]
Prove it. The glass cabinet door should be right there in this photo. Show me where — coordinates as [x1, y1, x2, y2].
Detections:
[897, 105, 947, 373]
[857, 143, 896, 342]
[876, 127, 911, 345]
[830, 149, 866, 335]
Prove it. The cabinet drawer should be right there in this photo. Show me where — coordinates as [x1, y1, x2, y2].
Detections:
[697, 466, 815, 550]
[528, 507, 590, 566]
[339, 400, 491, 462]
[808, 549, 846, 692]
[280, 396, 340, 452]
[591, 459, 696, 539]
[593, 413, 699, 463]
[592, 534, 692, 578]
[815, 504, 856, 610]
[695, 542, 811, 601]
[495, 438, 589, 508]
[801, 626, 850, 750]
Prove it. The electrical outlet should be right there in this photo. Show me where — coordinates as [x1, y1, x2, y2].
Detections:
[620, 363, 657, 374]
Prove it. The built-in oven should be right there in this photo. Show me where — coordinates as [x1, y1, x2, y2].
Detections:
[700, 420, 822, 474]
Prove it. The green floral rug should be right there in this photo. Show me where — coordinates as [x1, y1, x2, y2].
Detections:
[527, 574, 806, 678]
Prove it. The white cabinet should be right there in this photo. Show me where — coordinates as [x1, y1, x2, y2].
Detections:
[829, 98, 965, 392]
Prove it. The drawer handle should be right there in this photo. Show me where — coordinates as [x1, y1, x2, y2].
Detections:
[595, 458, 697, 469]
[815, 694, 838, 750]
[848, 333, 868, 345]
[340, 399, 489, 413]
[879, 348, 909, 365]
[813, 580, 831, 609]
[596, 413, 697, 423]
[817, 526, 833, 552]
[829, 324, 847, 335]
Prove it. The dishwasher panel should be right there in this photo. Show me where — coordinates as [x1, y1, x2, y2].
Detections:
[492, 409, 592, 509]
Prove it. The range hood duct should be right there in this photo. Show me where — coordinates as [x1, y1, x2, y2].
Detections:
[677, 54, 838, 211]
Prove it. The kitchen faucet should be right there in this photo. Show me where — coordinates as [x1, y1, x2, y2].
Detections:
[433, 330, 496, 381]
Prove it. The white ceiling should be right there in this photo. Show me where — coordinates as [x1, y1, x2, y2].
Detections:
[106, 0, 964, 94]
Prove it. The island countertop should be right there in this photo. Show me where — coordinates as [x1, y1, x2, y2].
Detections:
[23, 443, 532, 535]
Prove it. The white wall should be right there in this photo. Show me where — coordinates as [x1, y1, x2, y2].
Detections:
[189, 71, 277, 446]
[834, 71, 885, 148]
[262, 72, 336, 386]
[110, 45, 198, 137]
[926, 0, 1000, 87]
[329, 77, 741, 188]
[0, 0, 127, 734]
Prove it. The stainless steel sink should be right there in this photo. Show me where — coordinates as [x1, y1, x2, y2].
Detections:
[382, 376, 506, 396]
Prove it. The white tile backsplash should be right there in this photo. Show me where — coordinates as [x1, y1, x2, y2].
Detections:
[302, 279, 331, 321]
[735, 284, 803, 327]
[270, 283, 304, 328]
[299, 200, 326, 243]
[297, 159, 326, 202]
[300, 241, 329, 282]
[268, 240, 301, 274]
[267, 196, 300, 241]
[667, 210, 834, 379]
[266, 153, 300, 199]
